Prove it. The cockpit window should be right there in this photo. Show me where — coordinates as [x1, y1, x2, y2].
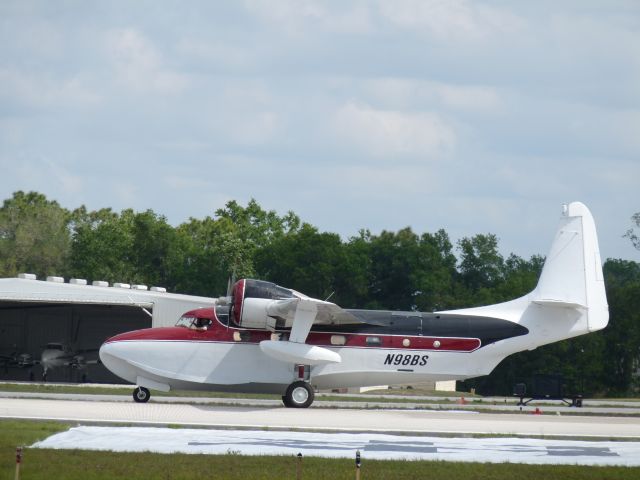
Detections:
[176, 316, 196, 328]
[176, 315, 211, 330]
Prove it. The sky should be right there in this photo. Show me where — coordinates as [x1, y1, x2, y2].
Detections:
[1, 1, 639, 262]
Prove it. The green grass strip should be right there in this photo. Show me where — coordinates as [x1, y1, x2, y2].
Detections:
[2, 419, 640, 480]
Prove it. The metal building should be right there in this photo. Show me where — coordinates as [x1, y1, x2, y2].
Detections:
[0, 274, 215, 383]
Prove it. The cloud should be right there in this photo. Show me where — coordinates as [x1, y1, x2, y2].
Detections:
[243, 0, 373, 34]
[105, 28, 189, 94]
[175, 39, 253, 71]
[215, 110, 280, 146]
[333, 101, 455, 158]
[437, 84, 502, 111]
[0, 68, 101, 109]
[7, 154, 85, 196]
[363, 78, 503, 112]
[378, 0, 524, 42]
[0, 2, 637, 262]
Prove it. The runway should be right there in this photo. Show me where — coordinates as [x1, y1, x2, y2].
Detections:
[2, 396, 640, 438]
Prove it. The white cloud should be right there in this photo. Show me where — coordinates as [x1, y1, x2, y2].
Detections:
[105, 28, 189, 94]
[437, 84, 501, 111]
[326, 164, 442, 199]
[9, 155, 84, 196]
[378, 0, 524, 42]
[175, 39, 252, 71]
[0, 68, 101, 109]
[333, 101, 455, 158]
[243, 0, 372, 34]
[113, 182, 139, 206]
[363, 78, 503, 112]
[0, 2, 637, 262]
[163, 175, 211, 190]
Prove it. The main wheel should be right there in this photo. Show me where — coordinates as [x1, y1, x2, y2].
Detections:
[284, 381, 314, 408]
[133, 386, 150, 403]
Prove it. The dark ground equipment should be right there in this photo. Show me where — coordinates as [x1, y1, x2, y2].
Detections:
[514, 374, 583, 407]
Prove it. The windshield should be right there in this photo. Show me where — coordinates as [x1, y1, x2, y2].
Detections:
[176, 315, 212, 330]
[175, 316, 196, 328]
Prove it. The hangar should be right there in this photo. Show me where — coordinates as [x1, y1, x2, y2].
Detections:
[0, 274, 215, 383]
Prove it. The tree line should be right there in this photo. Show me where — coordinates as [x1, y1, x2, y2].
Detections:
[1, 191, 638, 396]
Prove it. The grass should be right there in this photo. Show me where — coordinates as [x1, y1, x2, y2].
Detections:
[2, 419, 640, 479]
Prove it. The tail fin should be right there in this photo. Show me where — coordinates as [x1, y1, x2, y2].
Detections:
[438, 202, 608, 345]
[534, 202, 608, 332]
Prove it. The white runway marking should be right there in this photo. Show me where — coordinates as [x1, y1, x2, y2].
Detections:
[32, 426, 640, 466]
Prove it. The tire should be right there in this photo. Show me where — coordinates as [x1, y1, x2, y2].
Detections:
[133, 386, 151, 403]
[284, 381, 314, 408]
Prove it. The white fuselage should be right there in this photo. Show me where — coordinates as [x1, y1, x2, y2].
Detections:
[99, 317, 528, 395]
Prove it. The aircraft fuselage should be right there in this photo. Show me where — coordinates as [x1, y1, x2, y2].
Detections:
[100, 305, 529, 394]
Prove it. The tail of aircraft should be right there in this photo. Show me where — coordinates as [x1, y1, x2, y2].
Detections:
[442, 201, 608, 349]
[533, 202, 608, 333]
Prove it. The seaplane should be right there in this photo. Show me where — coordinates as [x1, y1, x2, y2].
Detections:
[100, 202, 608, 407]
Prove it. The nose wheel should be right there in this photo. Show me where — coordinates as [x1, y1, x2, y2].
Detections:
[282, 381, 314, 408]
[133, 386, 151, 403]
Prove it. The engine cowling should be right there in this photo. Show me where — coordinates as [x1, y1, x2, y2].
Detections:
[230, 279, 297, 329]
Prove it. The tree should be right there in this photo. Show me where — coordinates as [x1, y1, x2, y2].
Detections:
[171, 199, 304, 296]
[68, 207, 138, 283]
[365, 228, 423, 311]
[0, 191, 71, 278]
[600, 259, 640, 394]
[456, 233, 505, 306]
[255, 224, 347, 301]
[625, 212, 640, 251]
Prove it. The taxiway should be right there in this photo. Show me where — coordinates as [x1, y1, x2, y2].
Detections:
[2, 396, 640, 438]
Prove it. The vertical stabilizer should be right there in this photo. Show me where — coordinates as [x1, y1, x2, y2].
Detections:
[534, 202, 608, 332]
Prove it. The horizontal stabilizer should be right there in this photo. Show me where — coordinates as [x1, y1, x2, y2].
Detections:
[533, 299, 586, 309]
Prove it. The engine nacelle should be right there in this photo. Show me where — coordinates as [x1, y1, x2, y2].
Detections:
[230, 279, 297, 329]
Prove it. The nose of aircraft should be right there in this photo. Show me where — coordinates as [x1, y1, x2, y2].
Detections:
[99, 337, 139, 384]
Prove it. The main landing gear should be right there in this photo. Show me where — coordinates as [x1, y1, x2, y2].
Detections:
[282, 381, 314, 408]
[133, 386, 151, 403]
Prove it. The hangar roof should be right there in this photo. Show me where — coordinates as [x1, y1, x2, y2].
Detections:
[0, 276, 216, 327]
[0, 277, 214, 306]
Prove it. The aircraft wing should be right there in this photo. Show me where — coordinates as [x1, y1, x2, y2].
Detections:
[266, 295, 359, 327]
[259, 297, 343, 364]
[231, 279, 352, 364]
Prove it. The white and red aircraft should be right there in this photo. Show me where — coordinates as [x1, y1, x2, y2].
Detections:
[100, 202, 608, 407]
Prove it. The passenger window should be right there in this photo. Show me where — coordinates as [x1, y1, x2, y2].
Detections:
[366, 336, 382, 346]
[233, 331, 251, 342]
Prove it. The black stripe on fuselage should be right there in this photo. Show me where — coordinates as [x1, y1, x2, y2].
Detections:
[313, 310, 528, 347]
[216, 306, 528, 348]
